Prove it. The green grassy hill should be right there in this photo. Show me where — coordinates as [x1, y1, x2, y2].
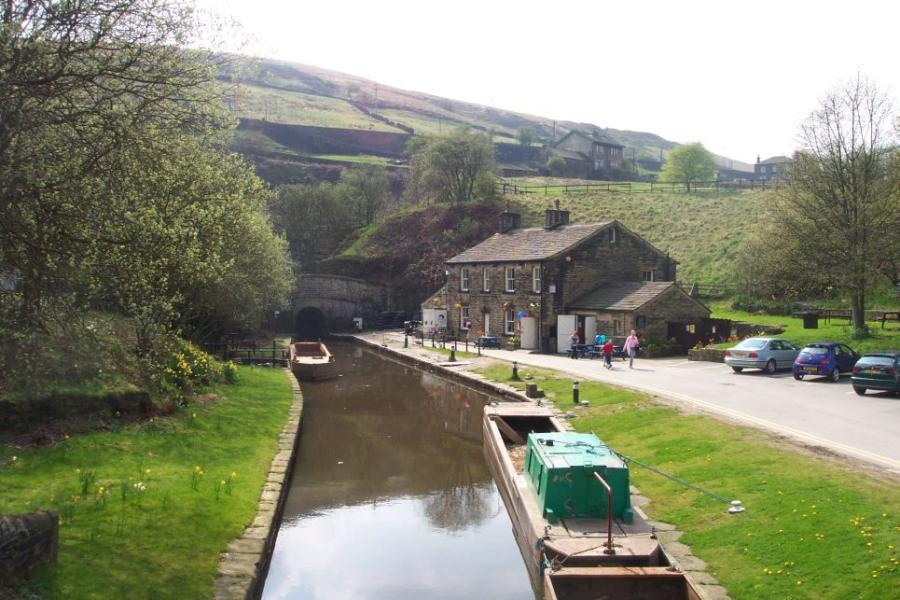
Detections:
[508, 189, 767, 287]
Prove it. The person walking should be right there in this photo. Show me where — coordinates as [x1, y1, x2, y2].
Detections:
[602, 338, 614, 369]
[624, 329, 640, 369]
[569, 331, 580, 359]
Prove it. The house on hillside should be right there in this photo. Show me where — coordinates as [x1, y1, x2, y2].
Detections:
[421, 204, 712, 353]
[755, 155, 792, 180]
[550, 130, 625, 178]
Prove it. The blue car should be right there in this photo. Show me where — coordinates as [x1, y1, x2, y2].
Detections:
[792, 342, 860, 382]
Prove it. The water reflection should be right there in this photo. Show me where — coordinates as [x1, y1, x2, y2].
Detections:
[262, 342, 532, 600]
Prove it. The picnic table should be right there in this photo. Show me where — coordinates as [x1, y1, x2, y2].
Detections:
[475, 336, 502, 349]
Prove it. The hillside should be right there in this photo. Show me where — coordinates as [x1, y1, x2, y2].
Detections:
[220, 57, 753, 182]
[324, 189, 769, 311]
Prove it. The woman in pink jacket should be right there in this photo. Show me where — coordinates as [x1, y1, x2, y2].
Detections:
[624, 330, 640, 369]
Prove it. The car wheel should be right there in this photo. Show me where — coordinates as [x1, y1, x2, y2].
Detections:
[765, 359, 777, 375]
[731, 366, 743, 373]
[831, 368, 841, 382]
[853, 387, 866, 395]
[793, 372, 803, 381]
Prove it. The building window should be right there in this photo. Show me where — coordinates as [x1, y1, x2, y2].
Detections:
[482, 267, 490, 292]
[505, 309, 516, 335]
[642, 270, 655, 282]
[460, 268, 469, 292]
[686, 323, 696, 334]
[635, 315, 647, 329]
[609, 227, 617, 244]
[532, 265, 541, 293]
[614, 320, 622, 335]
[460, 306, 469, 330]
[505, 266, 516, 292]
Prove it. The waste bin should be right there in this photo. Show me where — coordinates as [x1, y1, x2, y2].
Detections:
[541, 336, 551, 354]
[801, 312, 818, 329]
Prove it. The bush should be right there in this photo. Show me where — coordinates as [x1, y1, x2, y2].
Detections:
[148, 336, 225, 398]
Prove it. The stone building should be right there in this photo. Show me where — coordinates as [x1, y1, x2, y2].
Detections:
[551, 129, 625, 177]
[754, 155, 792, 180]
[423, 205, 709, 352]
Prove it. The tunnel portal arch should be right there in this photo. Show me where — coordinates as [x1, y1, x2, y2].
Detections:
[295, 306, 328, 340]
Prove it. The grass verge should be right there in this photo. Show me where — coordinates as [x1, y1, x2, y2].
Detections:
[0, 366, 293, 598]
[477, 364, 899, 599]
[710, 303, 900, 354]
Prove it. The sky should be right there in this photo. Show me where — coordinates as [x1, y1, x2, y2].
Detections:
[197, 0, 898, 163]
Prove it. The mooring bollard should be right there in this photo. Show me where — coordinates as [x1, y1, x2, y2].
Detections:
[512, 360, 519, 380]
[573, 380, 580, 404]
[404, 333, 408, 348]
[449, 341, 457, 362]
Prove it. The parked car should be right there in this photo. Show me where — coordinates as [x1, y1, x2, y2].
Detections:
[792, 342, 859, 382]
[724, 337, 800, 374]
[850, 351, 900, 395]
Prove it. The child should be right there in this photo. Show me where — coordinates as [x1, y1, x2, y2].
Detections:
[602, 339, 614, 369]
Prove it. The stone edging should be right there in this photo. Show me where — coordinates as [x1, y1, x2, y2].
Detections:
[352, 334, 730, 600]
[212, 368, 303, 600]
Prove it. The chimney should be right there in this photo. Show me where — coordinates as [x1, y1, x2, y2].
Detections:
[499, 211, 521, 233]
[544, 199, 570, 230]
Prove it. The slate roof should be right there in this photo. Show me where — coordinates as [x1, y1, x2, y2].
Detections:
[446, 223, 610, 264]
[551, 148, 589, 161]
[759, 155, 792, 165]
[567, 281, 679, 311]
[555, 129, 624, 149]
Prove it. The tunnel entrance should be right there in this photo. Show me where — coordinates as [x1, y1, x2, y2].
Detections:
[295, 307, 328, 340]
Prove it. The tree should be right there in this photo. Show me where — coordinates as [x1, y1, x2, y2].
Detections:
[517, 127, 539, 146]
[337, 166, 393, 226]
[269, 183, 358, 266]
[769, 76, 898, 332]
[660, 143, 717, 191]
[404, 128, 497, 204]
[546, 155, 567, 176]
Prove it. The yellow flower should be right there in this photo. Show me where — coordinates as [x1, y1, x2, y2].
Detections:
[230, 472, 237, 480]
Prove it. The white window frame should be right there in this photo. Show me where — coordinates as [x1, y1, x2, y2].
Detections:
[460, 268, 469, 292]
[482, 267, 490, 292]
[505, 266, 516, 292]
[609, 227, 617, 244]
[505, 309, 516, 335]
[532, 265, 541, 293]
[642, 270, 654, 282]
[460, 306, 469, 330]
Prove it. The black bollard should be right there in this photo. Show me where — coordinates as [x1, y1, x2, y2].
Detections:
[573, 380, 580, 404]
[512, 361, 519, 380]
[404, 333, 409, 348]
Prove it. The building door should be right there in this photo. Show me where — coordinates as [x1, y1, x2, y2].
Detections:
[584, 316, 598, 343]
[520, 317, 538, 350]
[557, 315, 577, 354]
[483, 312, 491, 336]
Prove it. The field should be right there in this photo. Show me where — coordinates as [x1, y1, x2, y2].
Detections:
[0, 367, 293, 598]
[710, 303, 900, 354]
[476, 364, 900, 599]
[508, 188, 769, 287]
[232, 84, 403, 132]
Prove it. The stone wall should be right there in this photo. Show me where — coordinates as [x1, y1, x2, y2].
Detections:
[0, 510, 59, 585]
[293, 274, 391, 330]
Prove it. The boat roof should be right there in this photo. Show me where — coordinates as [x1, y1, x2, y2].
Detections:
[528, 432, 626, 469]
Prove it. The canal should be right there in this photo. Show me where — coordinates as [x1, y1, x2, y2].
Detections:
[262, 341, 533, 600]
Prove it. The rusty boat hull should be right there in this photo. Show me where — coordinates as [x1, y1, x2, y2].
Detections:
[289, 341, 338, 381]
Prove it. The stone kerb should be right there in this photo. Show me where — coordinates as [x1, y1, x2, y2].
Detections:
[212, 369, 303, 600]
[0, 510, 59, 586]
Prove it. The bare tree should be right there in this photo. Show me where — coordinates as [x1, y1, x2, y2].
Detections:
[775, 75, 898, 332]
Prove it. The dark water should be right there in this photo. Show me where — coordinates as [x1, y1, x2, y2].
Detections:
[262, 342, 533, 600]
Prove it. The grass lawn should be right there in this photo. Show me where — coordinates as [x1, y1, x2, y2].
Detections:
[476, 364, 899, 599]
[710, 302, 900, 354]
[420, 345, 480, 360]
[0, 366, 293, 599]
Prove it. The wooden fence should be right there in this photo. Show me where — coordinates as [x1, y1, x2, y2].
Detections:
[498, 179, 776, 196]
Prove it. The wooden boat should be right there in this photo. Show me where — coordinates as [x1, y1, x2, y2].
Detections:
[483, 402, 702, 600]
[289, 341, 338, 381]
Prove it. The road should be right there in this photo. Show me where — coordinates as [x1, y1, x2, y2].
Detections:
[464, 346, 900, 473]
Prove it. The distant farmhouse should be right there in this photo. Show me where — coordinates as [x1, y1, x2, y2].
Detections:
[755, 155, 792, 180]
[550, 129, 625, 179]
[423, 204, 715, 353]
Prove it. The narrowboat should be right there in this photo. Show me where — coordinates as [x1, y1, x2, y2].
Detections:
[483, 402, 702, 600]
[289, 341, 338, 381]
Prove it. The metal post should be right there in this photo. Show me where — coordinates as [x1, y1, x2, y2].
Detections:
[512, 360, 519, 380]
[573, 380, 580, 403]
[404, 332, 408, 348]
[449, 339, 457, 362]
[592, 472, 616, 555]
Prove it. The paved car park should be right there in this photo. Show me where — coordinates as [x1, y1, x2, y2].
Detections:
[474, 348, 900, 473]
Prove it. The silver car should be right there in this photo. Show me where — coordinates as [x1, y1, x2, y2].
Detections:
[724, 337, 800, 374]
